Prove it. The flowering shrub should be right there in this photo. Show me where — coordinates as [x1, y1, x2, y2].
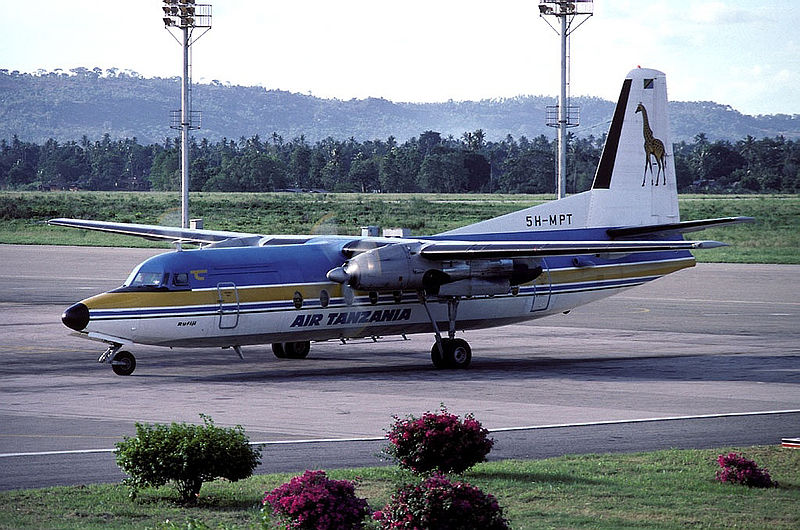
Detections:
[715, 452, 776, 488]
[374, 473, 510, 530]
[384, 406, 494, 475]
[261, 470, 370, 530]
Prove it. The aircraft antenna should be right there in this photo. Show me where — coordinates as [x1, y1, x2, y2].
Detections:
[538, 1, 593, 198]
[162, 0, 212, 229]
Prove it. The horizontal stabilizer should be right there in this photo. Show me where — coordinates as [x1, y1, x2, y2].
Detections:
[607, 216, 754, 239]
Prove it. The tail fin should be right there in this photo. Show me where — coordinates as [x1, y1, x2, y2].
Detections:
[442, 67, 679, 237]
[587, 67, 678, 226]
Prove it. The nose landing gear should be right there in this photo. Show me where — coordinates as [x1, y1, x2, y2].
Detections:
[111, 350, 136, 376]
[99, 343, 137, 376]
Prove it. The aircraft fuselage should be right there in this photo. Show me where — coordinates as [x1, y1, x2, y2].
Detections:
[62, 234, 695, 350]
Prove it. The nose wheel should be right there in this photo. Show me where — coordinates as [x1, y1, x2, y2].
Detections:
[98, 343, 136, 376]
[111, 350, 136, 376]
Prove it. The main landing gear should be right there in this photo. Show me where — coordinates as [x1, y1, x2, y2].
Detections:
[99, 343, 136, 376]
[272, 341, 311, 359]
[421, 295, 472, 369]
[430, 338, 472, 369]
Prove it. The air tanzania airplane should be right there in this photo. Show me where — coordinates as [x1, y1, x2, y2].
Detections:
[51, 68, 750, 375]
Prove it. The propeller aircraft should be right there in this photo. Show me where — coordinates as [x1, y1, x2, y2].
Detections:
[50, 68, 751, 375]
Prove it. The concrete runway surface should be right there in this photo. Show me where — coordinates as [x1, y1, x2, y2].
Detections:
[0, 244, 798, 490]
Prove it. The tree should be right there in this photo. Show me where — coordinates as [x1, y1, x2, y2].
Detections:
[1, 136, 39, 188]
[418, 131, 442, 158]
[37, 138, 89, 189]
[497, 135, 554, 193]
[463, 152, 491, 192]
[419, 148, 469, 193]
[348, 155, 380, 192]
[288, 137, 312, 188]
[149, 142, 180, 191]
[380, 145, 420, 192]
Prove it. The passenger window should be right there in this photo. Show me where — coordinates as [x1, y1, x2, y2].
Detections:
[293, 291, 303, 309]
[173, 273, 189, 287]
[320, 289, 330, 308]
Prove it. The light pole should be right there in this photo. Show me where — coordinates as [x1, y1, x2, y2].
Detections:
[162, 0, 211, 229]
[538, 1, 592, 199]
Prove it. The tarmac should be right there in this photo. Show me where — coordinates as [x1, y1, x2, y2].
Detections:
[0, 244, 798, 489]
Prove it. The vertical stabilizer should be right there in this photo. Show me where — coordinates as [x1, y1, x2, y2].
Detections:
[587, 68, 679, 227]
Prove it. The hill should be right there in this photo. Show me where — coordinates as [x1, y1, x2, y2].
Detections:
[1, 68, 799, 144]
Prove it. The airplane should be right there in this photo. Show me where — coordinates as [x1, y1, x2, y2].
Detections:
[50, 67, 751, 376]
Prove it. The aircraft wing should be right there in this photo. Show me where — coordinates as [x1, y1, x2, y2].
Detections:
[416, 239, 725, 260]
[327, 237, 725, 292]
[47, 218, 260, 245]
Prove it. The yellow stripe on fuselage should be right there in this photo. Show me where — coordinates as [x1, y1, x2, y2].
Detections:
[550, 256, 695, 286]
[81, 283, 345, 310]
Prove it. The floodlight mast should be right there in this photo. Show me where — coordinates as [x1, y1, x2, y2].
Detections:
[162, 0, 212, 229]
[539, 1, 592, 199]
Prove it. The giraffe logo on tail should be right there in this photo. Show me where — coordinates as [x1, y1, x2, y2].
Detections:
[635, 103, 666, 186]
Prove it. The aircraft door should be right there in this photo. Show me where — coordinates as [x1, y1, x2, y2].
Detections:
[530, 258, 552, 312]
[216, 282, 240, 329]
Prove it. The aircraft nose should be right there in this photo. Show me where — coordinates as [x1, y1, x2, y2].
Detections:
[62, 303, 90, 331]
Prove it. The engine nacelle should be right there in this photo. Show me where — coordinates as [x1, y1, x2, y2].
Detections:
[327, 242, 430, 291]
[327, 242, 544, 296]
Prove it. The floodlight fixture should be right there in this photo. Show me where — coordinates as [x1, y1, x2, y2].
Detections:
[538, 1, 593, 199]
[161, 1, 212, 229]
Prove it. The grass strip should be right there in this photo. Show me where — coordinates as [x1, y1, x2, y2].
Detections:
[0, 192, 798, 263]
[0, 446, 797, 529]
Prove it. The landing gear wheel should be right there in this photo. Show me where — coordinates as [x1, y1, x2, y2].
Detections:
[431, 342, 447, 369]
[272, 343, 287, 359]
[275, 341, 311, 359]
[284, 341, 311, 359]
[446, 338, 471, 369]
[111, 350, 136, 376]
[430, 339, 472, 369]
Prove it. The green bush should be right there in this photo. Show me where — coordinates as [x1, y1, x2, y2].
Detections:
[115, 414, 261, 503]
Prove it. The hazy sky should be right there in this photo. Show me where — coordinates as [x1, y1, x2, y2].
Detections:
[2, 1, 798, 115]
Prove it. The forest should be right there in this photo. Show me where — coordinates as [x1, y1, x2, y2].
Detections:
[1, 130, 798, 194]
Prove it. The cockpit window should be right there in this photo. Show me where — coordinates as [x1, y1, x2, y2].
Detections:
[173, 273, 189, 287]
[125, 271, 167, 288]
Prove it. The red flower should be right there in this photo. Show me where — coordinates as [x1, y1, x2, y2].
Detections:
[383, 405, 494, 475]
